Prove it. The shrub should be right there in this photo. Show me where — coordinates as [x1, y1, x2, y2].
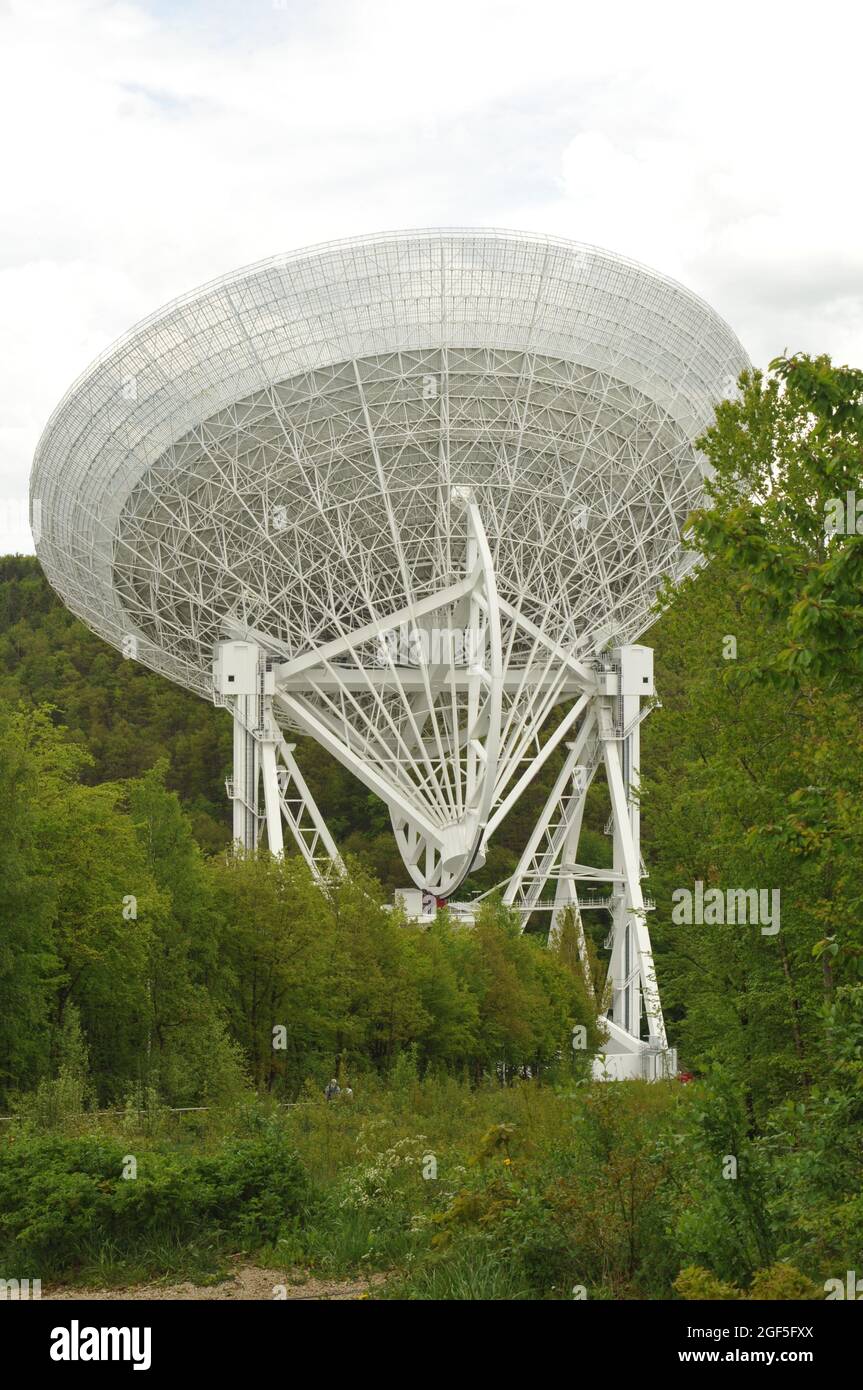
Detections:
[0, 1126, 313, 1276]
[747, 1263, 822, 1300]
[674, 1265, 741, 1300]
[675, 1262, 822, 1301]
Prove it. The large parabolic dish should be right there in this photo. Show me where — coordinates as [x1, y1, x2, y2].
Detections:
[31, 229, 749, 895]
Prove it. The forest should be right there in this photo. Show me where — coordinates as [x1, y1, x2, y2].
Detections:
[0, 354, 861, 1299]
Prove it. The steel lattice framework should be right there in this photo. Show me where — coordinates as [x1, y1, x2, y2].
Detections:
[31, 230, 748, 1074]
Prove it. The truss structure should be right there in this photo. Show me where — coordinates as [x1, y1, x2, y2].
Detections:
[31, 230, 748, 1074]
[218, 652, 343, 879]
[485, 647, 675, 1079]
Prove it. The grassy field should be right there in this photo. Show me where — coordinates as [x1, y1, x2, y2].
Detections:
[0, 1064, 830, 1301]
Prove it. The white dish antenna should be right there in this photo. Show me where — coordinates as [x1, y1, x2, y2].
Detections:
[31, 229, 747, 895]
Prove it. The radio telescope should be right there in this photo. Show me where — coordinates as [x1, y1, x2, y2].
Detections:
[31, 229, 748, 1079]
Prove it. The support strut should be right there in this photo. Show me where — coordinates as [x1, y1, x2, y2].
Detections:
[495, 645, 676, 1081]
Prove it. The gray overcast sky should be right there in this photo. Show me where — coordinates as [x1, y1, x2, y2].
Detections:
[3, 0, 862, 552]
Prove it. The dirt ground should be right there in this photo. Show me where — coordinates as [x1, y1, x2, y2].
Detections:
[45, 1265, 387, 1301]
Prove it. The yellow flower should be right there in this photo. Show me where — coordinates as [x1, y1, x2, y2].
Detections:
[503, 1157, 512, 1166]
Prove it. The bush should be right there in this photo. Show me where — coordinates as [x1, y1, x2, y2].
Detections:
[674, 1265, 741, 1300]
[675, 1262, 821, 1301]
[0, 1126, 313, 1276]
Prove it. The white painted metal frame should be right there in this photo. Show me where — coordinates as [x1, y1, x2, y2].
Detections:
[268, 488, 507, 893]
[224, 662, 343, 879]
[494, 652, 673, 1077]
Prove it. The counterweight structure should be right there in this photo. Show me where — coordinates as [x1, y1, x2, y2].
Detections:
[30, 229, 749, 1081]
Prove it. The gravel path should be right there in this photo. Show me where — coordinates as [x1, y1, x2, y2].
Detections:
[45, 1265, 387, 1301]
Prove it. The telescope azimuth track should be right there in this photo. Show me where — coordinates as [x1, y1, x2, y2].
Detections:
[31, 229, 749, 1078]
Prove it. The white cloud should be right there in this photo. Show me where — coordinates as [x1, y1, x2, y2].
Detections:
[3, 0, 862, 552]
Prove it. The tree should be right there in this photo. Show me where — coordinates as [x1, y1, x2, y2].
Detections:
[0, 708, 58, 1100]
[680, 354, 863, 991]
[689, 353, 863, 688]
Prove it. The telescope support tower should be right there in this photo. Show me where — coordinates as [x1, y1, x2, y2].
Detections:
[218, 634, 675, 1081]
[216, 642, 343, 878]
[493, 649, 674, 1079]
